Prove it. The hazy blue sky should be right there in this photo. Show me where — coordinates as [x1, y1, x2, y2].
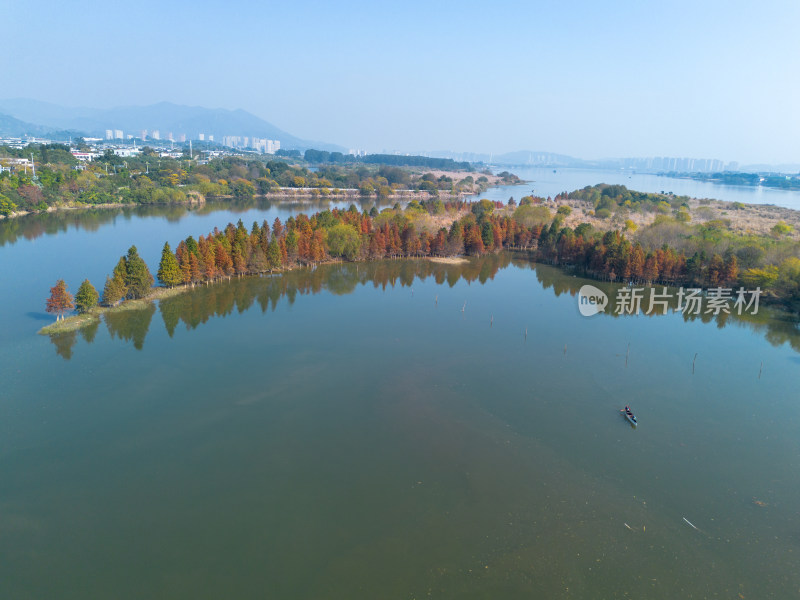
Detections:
[4, 0, 799, 163]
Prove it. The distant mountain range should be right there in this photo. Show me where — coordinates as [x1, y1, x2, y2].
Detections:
[2, 99, 796, 173]
[0, 98, 344, 151]
[0, 111, 76, 139]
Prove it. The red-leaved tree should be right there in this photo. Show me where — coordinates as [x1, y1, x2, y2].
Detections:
[46, 279, 75, 321]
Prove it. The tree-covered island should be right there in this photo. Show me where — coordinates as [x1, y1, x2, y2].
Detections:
[41, 184, 800, 336]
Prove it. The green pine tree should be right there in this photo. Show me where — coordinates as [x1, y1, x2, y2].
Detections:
[112, 256, 128, 290]
[75, 279, 99, 314]
[267, 238, 281, 269]
[124, 245, 154, 299]
[185, 236, 199, 255]
[157, 242, 183, 288]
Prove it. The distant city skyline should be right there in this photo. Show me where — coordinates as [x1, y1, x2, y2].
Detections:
[5, 0, 799, 164]
[101, 126, 281, 154]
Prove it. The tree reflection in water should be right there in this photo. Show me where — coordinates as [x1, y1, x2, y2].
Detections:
[48, 253, 800, 358]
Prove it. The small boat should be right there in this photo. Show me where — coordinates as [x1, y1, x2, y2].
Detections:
[621, 406, 637, 426]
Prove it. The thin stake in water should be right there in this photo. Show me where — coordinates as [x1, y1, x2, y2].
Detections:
[682, 517, 700, 531]
[692, 353, 698, 374]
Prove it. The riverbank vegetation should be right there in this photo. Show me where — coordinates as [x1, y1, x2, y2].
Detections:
[541, 185, 800, 309]
[666, 171, 800, 191]
[557, 184, 800, 238]
[0, 144, 519, 218]
[303, 149, 472, 170]
[42, 185, 800, 340]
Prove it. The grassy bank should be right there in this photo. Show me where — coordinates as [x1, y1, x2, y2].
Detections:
[38, 286, 189, 335]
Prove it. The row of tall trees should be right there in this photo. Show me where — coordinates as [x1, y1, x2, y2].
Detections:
[144, 200, 744, 294]
[47, 195, 800, 322]
[88, 202, 747, 303]
[47, 248, 800, 361]
[45, 255, 513, 359]
[148, 202, 550, 290]
[536, 223, 740, 287]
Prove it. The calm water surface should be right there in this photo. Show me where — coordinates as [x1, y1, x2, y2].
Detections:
[2, 198, 800, 598]
[483, 167, 800, 209]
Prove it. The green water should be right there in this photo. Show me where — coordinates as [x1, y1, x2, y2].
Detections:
[3, 253, 800, 598]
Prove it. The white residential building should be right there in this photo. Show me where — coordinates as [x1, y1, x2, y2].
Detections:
[109, 147, 141, 158]
[71, 151, 100, 161]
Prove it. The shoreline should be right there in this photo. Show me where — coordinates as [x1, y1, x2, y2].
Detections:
[38, 253, 478, 336]
[665, 173, 800, 193]
[39, 241, 800, 338]
[41, 247, 800, 339]
[0, 169, 522, 221]
[0, 189, 499, 221]
[38, 286, 190, 335]
[426, 256, 469, 265]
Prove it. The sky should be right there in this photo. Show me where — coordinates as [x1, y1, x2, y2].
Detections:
[4, 0, 800, 164]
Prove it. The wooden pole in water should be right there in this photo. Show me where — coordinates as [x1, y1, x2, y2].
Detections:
[759, 361, 763, 380]
[564, 344, 567, 356]
[692, 352, 698, 374]
[435, 295, 438, 306]
[490, 314, 493, 327]
[462, 301, 466, 313]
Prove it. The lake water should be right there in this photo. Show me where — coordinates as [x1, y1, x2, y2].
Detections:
[482, 167, 800, 209]
[2, 187, 800, 598]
